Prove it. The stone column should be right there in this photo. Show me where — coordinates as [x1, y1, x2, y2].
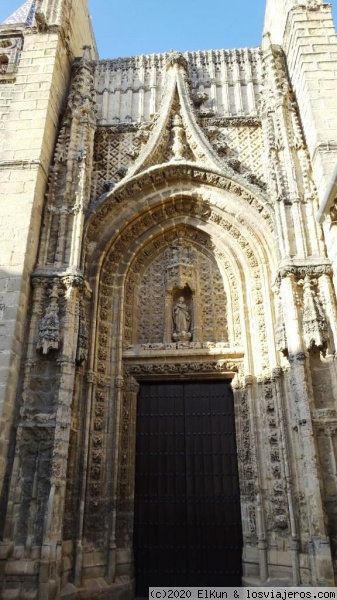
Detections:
[248, 377, 268, 584]
[272, 367, 300, 585]
[234, 374, 268, 584]
[106, 375, 125, 584]
[281, 274, 334, 584]
[38, 275, 82, 599]
[107, 375, 139, 583]
[74, 370, 97, 587]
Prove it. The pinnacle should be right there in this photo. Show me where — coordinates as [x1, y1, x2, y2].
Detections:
[2, 0, 36, 26]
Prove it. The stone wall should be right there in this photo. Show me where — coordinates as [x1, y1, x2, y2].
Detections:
[264, 0, 337, 299]
[0, 0, 96, 500]
[1, 1, 337, 598]
[95, 48, 262, 125]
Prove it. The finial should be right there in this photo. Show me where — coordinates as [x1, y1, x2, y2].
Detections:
[166, 50, 188, 71]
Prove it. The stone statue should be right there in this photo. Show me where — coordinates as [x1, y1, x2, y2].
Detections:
[171, 114, 185, 161]
[172, 296, 192, 341]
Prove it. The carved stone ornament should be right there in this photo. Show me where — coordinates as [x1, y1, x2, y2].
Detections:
[203, 116, 261, 128]
[34, 0, 48, 32]
[77, 298, 89, 363]
[304, 0, 320, 10]
[192, 92, 208, 107]
[172, 296, 192, 342]
[166, 50, 188, 71]
[88, 164, 273, 235]
[205, 126, 228, 158]
[103, 180, 115, 193]
[171, 114, 186, 161]
[275, 294, 287, 354]
[165, 234, 197, 295]
[275, 262, 333, 286]
[330, 199, 337, 223]
[36, 283, 60, 355]
[166, 235, 194, 268]
[301, 276, 329, 350]
[115, 376, 125, 389]
[125, 361, 239, 376]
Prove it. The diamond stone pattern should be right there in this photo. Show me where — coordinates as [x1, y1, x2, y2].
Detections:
[3, 0, 36, 25]
[223, 126, 265, 183]
[137, 248, 228, 344]
[90, 130, 136, 201]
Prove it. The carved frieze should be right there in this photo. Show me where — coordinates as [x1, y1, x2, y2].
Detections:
[125, 361, 240, 376]
[275, 262, 332, 283]
[202, 117, 261, 129]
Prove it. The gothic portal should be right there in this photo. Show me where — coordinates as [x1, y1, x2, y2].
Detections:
[1, 0, 337, 598]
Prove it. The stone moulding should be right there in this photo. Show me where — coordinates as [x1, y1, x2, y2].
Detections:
[124, 359, 243, 379]
[96, 123, 139, 133]
[202, 116, 261, 128]
[123, 342, 244, 355]
[87, 162, 273, 233]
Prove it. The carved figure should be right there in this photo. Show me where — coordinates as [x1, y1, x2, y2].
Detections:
[171, 114, 185, 161]
[36, 284, 60, 355]
[172, 296, 191, 341]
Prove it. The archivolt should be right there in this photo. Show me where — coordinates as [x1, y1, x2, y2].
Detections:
[85, 163, 276, 274]
[86, 192, 278, 381]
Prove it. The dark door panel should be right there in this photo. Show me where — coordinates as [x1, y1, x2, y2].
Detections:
[134, 381, 242, 595]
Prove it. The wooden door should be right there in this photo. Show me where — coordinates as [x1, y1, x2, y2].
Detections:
[133, 381, 242, 595]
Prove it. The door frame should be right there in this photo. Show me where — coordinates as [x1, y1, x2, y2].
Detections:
[113, 357, 253, 583]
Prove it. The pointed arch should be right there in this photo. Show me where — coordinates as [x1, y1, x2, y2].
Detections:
[86, 163, 275, 272]
[84, 164, 278, 383]
[81, 173, 279, 579]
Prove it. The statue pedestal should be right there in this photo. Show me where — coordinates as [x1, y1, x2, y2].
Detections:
[172, 331, 192, 342]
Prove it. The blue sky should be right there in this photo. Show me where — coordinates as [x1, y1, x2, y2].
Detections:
[0, 0, 336, 58]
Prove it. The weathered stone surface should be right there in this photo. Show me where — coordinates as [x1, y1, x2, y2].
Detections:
[1, 0, 337, 597]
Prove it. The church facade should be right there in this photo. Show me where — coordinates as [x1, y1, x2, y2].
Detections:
[1, 0, 337, 597]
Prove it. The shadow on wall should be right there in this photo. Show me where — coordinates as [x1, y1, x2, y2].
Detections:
[0, 267, 34, 540]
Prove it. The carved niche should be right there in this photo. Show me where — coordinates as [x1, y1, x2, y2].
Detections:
[135, 234, 228, 345]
